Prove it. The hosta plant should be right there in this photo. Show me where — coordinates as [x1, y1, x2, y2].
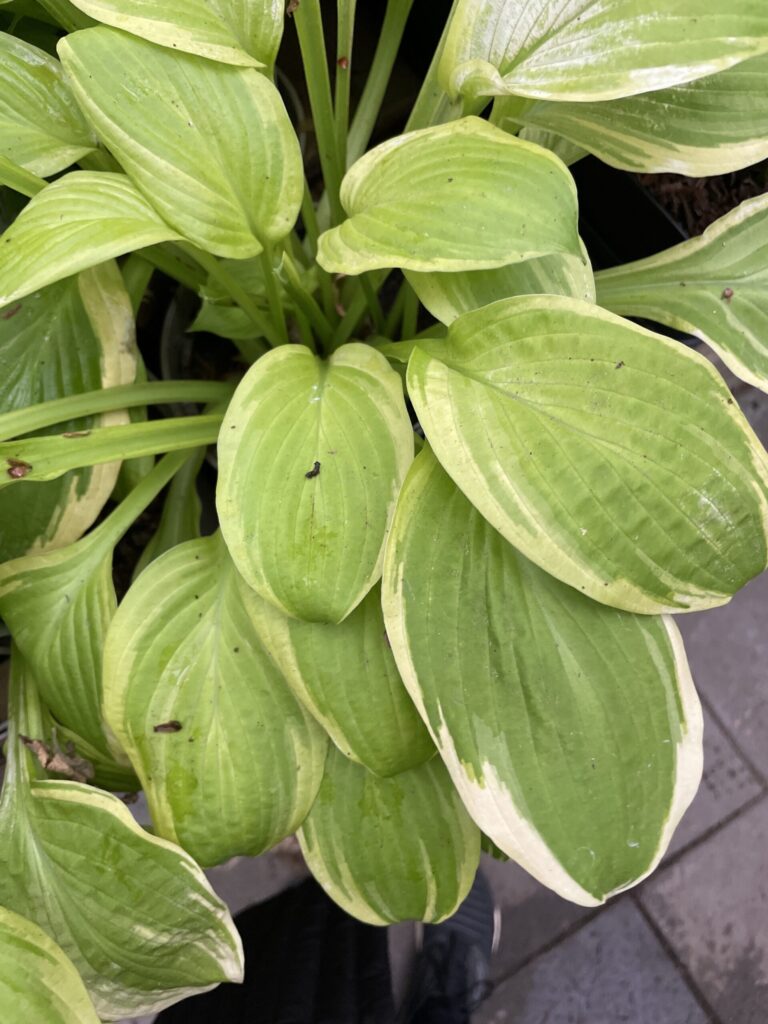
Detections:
[0, 0, 767, 1015]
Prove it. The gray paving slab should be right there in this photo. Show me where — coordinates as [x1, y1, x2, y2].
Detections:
[481, 854, 594, 981]
[678, 571, 768, 782]
[668, 703, 763, 856]
[640, 796, 768, 1024]
[474, 899, 709, 1024]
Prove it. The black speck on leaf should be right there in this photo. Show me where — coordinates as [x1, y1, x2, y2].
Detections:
[153, 721, 183, 734]
[305, 461, 321, 479]
[615, 360, 624, 369]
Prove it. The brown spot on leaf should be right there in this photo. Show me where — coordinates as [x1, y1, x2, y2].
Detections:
[0, 303, 22, 320]
[287, 0, 299, 14]
[722, 287, 734, 302]
[20, 735, 94, 783]
[153, 720, 183, 734]
[337, 56, 349, 69]
[305, 460, 321, 479]
[7, 458, 32, 479]
[62, 430, 91, 438]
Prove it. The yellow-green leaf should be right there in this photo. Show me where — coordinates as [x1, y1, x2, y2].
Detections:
[440, 0, 768, 102]
[406, 241, 595, 326]
[59, 27, 303, 258]
[317, 117, 580, 275]
[0, 31, 95, 176]
[596, 194, 768, 393]
[0, 172, 180, 307]
[382, 449, 703, 905]
[497, 54, 768, 176]
[248, 583, 434, 777]
[407, 295, 768, 614]
[217, 343, 414, 623]
[68, 0, 283, 68]
[103, 533, 328, 867]
[0, 906, 100, 1024]
[298, 745, 480, 925]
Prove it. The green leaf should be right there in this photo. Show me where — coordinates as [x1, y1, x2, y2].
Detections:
[36, 0, 95, 31]
[133, 447, 204, 578]
[439, 0, 768, 102]
[596, 194, 768, 393]
[0, 171, 180, 306]
[103, 533, 328, 867]
[407, 295, 768, 614]
[59, 27, 303, 258]
[0, 31, 95, 176]
[517, 125, 587, 168]
[217, 343, 414, 623]
[0, 413, 221, 487]
[0, 261, 136, 563]
[0, 453, 190, 757]
[0, 524, 117, 754]
[0, 655, 244, 1020]
[298, 745, 480, 925]
[0, 906, 100, 1024]
[190, 301, 261, 343]
[248, 583, 434, 777]
[68, 0, 283, 67]
[382, 448, 703, 905]
[317, 117, 580, 275]
[496, 55, 768, 176]
[406, 241, 595, 325]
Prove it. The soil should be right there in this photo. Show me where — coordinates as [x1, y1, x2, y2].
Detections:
[637, 161, 768, 236]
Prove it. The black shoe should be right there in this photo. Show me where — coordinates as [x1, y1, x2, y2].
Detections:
[399, 871, 500, 1024]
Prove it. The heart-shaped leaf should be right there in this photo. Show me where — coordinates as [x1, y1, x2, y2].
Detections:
[406, 241, 594, 325]
[495, 54, 768, 176]
[248, 583, 434, 777]
[103, 533, 328, 867]
[0, 655, 244, 1020]
[298, 745, 480, 925]
[0, 171, 180, 306]
[596, 194, 768, 393]
[0, 906, 100, 1024]
[0, 31, 95, 176]
[317, 117, 580, 275]
[382, 449, 703, 905]
[68, 0, 283, 68]
[440, 0, 768, 102]
[407, 295, 768, 614]
[217, 343, 414, 623]
[59, 27, 303, 258]
[0, 262, 135, 563]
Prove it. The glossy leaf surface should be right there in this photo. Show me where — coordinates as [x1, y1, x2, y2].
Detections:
[299, 745, 480, 925]
[68, 0, 283, 67]
[440, 0, 768, 102]
[497, 55, 768, 176]
[249, 583, 434, 777]
[59, 27, 303, 257]
[0, 172, 180, 306]
[382, 449, 703, 905]
[103, 533, 327, 867]
[596, 194, 768, 393]
[407, 296, 768, 614]
[217, 343, 413, 623]
[0, 31, 95, 175]
[317, 117, 580, 275]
